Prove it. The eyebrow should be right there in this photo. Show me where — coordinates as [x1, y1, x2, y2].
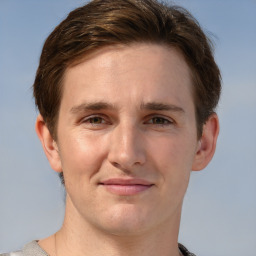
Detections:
[140, 102, 185, 113]
[70, 101, 185, 114]
[70, 101, 116, 114]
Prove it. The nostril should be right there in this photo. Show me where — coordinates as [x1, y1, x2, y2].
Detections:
[112, 162, 119, 168]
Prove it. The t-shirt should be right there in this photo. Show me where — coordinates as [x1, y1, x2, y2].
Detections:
[1, 241, 196, 256]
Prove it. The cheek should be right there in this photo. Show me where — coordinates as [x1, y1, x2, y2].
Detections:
[150, 135, 196, 191]
[58, 131, 109, 180]
[152, 135, 196, 169]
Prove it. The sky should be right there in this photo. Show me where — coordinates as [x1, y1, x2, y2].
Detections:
[0, 0, 255, 255]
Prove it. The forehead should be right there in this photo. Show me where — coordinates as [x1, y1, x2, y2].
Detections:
[61, 43, 194, 112]
[68, 43, 192, 81]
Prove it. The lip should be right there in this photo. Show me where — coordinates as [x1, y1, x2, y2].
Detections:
[99, 178, 154, 196]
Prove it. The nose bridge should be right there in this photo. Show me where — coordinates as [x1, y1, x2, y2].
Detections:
[108, 120, 145, 169]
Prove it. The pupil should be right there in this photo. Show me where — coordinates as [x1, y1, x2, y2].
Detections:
[91, 117, 101, 123]
[154, 117, 163, 124]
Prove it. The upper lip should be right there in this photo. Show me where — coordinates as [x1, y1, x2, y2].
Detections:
[99, 178, 153, 186]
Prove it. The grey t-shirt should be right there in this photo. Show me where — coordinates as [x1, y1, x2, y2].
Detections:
[0, 241, 47, 256]
[1, 241, 196, 256]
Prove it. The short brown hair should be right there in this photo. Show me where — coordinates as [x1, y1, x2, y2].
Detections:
[33, 0, 221, 139]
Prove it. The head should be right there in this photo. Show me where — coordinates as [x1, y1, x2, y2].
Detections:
[33, 0, 221, 140]
[34, 0, 221, 236]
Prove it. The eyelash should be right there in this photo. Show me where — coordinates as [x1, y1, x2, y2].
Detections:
[82, 115, 108, 125]
[81, 115, 174, 127]
[145, 116, 173, 126]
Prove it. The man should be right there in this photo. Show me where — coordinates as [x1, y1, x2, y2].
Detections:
[1, 0, 221, 255]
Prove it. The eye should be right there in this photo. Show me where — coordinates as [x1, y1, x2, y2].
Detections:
[82, 115, 109, 127]
[152, 117, 170, 124]
[146, 116, 173, 126]
[88, 116, 104, 124]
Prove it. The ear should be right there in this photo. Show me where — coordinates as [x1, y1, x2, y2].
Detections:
[192, 113, 219, 171]
[35, 114, 62, 173]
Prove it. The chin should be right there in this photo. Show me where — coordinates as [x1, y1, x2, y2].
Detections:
[94, 203, 158, 236]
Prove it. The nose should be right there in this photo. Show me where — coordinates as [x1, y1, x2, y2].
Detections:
[107, 123, 146, 171]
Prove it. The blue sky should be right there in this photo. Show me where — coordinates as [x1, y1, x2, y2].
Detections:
[0, 1, 255, 255]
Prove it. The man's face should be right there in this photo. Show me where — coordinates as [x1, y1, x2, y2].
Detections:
[54, 44, 200, 235]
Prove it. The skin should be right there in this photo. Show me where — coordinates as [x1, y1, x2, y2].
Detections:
[36, 43, 219, 256]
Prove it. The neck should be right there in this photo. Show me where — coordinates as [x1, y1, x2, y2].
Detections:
[53, 196, 182, 256]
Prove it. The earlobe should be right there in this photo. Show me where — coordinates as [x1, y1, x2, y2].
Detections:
[192, 113, 219, 171]
[35, 115, 62, 173]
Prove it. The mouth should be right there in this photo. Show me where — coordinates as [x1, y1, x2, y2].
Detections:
[99, 178, 154, 196]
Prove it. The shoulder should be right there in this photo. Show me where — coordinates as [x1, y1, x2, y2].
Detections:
[0, 241, 48, 256]
[0, 252, 22, 256]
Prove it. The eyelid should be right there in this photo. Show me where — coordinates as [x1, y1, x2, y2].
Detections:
[79, 113, 175, 126]
[144, 114, 175, 125]
[81, 114, 111, 124]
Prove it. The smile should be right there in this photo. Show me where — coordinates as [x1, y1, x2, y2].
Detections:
[99, 178, 154, 196]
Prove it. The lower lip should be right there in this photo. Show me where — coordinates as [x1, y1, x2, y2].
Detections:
[101, 184, 152, 196]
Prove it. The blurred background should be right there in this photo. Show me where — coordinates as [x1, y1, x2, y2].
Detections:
[0, 0, 255, 255]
